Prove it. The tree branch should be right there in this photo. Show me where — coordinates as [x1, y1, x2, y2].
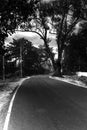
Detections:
[57, 13, 66, 43]
[35, 27, 44, 37]
[66, 17, 80, 36]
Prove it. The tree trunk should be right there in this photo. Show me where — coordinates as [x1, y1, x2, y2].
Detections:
[50, 53, 57, 70]
[44, 29, 56, 71]
[53, 48, 62, 77]
[44, 39, 56, 70]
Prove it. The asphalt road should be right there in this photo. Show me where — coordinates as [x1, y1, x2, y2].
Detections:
[7, 76, 87, 130]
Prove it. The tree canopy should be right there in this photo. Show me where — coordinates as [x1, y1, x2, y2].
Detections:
[46, 0, 87, 76]
[7, 38, 51, 76]
[0, 0, 87, 78]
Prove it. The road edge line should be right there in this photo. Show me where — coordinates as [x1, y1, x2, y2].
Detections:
[3, 77, 30, 130]
[49, 76, 86, 88]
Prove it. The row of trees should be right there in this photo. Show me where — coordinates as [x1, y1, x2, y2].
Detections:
[0, 0, 40, 79]
[0, 0, 87, 79]
[0, 38, 53, 79]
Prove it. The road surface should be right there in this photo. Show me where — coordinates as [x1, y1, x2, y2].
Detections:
[7, 76, 87, 130]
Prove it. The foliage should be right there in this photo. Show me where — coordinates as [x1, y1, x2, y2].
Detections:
[46, 0, 87, 76]
[62, 21, 87, 73]
[0, 0, 39, 55]
[1, 0, 87, 77]
[19, 1, 56, 70]
[0, 0, 38, 32]
[7, 38, 49, 76]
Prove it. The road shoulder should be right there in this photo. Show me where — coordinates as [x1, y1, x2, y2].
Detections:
[49, 76, 87, 88]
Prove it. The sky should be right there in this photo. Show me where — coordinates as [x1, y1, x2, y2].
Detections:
[5, 31, 57, 47]
[5, 31, 58, 58]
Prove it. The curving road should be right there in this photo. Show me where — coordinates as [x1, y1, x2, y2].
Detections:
[7, 76, 87, 130]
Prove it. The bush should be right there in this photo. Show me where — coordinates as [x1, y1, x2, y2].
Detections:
[78, 76, 87, 84]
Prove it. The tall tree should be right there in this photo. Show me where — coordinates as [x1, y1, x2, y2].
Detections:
[18, 1, 56, 70]
[20, 0, 87, 76]
[8, 38, 33, 77]
[46, 0, 87, 76]
[0, 0, 39, 79]
[64, 21, 87, 73]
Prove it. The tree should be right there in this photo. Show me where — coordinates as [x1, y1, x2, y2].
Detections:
[23, 46, 44, 75]
[63, 21, 87, 73]
[46, 0, 87, 76]
[8, 38, 48, 76]
[20, 0, 87, 76]
[38, 45, 54, 72]
[18, 1, 56, 70]
[0, 0, 39, 79]
[8, 38, 33, 77]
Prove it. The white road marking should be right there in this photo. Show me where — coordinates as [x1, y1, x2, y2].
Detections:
[3, 77, 30, 130]
[49, 76, 86, 88]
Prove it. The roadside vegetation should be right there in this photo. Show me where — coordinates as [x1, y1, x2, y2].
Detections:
[0, 0, 87, 85]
